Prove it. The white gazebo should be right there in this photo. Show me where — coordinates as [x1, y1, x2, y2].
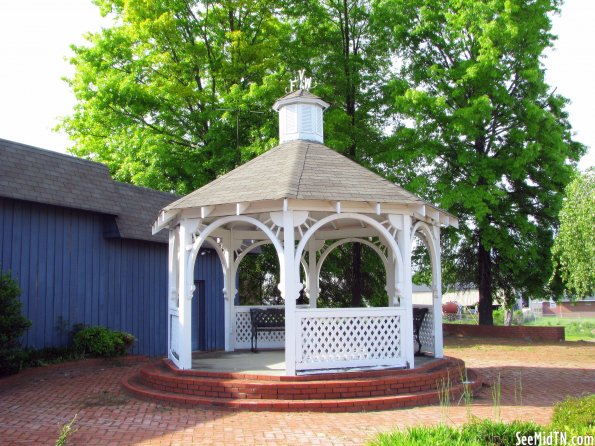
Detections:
[153, 78, 457, 376]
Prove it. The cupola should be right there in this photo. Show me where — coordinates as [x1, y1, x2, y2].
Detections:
[272, 71, 330, 144]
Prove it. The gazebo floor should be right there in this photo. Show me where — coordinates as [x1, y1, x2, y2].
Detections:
[189, 349, 436, 376]
[122, 352, 482, 412]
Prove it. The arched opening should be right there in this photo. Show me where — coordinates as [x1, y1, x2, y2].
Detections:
[315, 237, 389, 308]
[411, 222, 439, 356]
[294, 213, 404, 294]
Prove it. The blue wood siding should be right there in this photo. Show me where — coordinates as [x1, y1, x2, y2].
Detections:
[0, 197, 224, 356]
[194, 251, 225, 350]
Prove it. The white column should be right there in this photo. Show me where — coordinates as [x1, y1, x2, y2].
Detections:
[221, 230, 235, 352]
[396, 214, 415, 369]
[385, 257, 396, 307]
[176, 219, 195, 370]
[167, 228, 178, 365]
[281, 210, 298, 375]
[432, 225, 444, 358]
[307, 240, 319, 308]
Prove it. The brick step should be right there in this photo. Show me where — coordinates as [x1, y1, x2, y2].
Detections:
[163, 357, 456, 381]
[138, 360, 466, 400]
[122, 370, 482, 412]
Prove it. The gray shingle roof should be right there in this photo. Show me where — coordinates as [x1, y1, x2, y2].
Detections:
[0, 138, 177, 243]
[278, 89, 323, 101]
[165, 140, 428, 211]
[113, 182, 179, 243]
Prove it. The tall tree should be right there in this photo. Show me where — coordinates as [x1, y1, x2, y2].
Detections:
[378, 0, 585, 323]
[283, 0, 392, 306]
[60, 0, 289, 194]
[551, 169, 595, 298]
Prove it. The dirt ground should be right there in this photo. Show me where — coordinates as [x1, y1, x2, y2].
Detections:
[0, 337, 593, 446]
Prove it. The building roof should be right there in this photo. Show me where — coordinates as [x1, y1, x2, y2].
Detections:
[165, 140, 442, 214]
[0, 138, 177, 243]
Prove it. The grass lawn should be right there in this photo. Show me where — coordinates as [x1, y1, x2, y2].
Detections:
[524, 316, 595, 341]
[443, 311, 595, 342]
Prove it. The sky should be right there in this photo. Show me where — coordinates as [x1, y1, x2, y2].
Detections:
[0, 0, 593, 170]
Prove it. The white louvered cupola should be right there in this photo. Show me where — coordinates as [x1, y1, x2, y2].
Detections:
[272, 89, 330, 144]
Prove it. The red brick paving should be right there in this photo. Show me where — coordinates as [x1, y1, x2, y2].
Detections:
[0, 338, 593, 445]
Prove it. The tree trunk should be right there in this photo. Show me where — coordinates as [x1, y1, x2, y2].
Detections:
[478, 237, 493, 325]
[351, 242, 363, 307]
[504, 309, 513, 326]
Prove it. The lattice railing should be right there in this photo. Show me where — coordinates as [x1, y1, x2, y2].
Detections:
[295, 308, 406, 371]
[234, 306, 285, 350]
[415, 305, 435, 355]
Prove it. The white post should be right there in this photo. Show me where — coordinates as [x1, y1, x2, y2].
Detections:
[385, 257, 396, 307]
[167, 228, 178, 365]
[281, 210, 298, 375]
[396, 214, 415, 369]
[432, 225, 444, 358]
[307, 240, 318, 308]
[221, 230, 235, 351]
[177, 219, 195, 370]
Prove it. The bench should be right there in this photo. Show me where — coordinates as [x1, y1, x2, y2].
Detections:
[413, 307, 429, 356]
[250, 308, 285, 352]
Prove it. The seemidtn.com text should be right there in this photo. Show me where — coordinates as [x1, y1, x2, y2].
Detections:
[516, 431, 594, 445]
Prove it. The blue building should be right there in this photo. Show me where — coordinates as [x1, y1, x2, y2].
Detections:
[0, 138, 224, 356]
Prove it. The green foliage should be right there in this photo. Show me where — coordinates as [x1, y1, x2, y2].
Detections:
[55, 414, 77, 446]
[73, 326, 135, 358]
[378, 0, 586, 324]
[492, 309, 523, 326]
[238, 245, 282, 306]
[317, 242, 387, 308]
[550, 394, 595, 436]
[524, 317, 595, 342]
[551, 169, 595, 298]
[0, 269, 32, 376]
[60, 0, 586, 314]
[370, 395, 594, 445]
[371, 420, 542, 446]
[59, 0, 290, 194]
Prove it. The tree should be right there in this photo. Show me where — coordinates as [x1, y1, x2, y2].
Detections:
[0, 269, 32, 375]
[61, 0, 396, 308]
[551, 169, 595, 298]
[283, 0, 393, 306]
[378, 0, 585, 324]
[59, 0, 290, 194]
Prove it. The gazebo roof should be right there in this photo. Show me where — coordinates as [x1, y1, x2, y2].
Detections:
[164, 140, 453, 221]
[155, 88, 458, 232]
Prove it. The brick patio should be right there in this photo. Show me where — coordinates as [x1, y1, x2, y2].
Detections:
[0, 338, 593, 446]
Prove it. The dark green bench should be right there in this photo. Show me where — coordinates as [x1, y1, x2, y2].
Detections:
[250, 308, 285, 352]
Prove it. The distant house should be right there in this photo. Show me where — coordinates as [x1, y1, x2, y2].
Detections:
[0, 139, 224, 356]
[542, 299, 595, 318]
[412, 284, 479, 307]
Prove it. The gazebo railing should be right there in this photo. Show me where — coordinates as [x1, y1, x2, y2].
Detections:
[295, 307, 407, 371]
[234, 305, 285, 350]
[413, 304, 435, 355]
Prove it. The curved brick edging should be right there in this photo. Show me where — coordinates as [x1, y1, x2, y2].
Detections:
[122, 357, 482, 412]
[443, 324, 565, 341]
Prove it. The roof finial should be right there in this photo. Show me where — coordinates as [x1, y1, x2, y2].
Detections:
[288, 69, 314, 93]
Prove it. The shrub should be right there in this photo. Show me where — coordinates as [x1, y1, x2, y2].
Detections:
[371, 420, 541, 446]
[0, 270, 32, 375]
[73, 326, 135, 358]
[550, 394, 595, 435]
